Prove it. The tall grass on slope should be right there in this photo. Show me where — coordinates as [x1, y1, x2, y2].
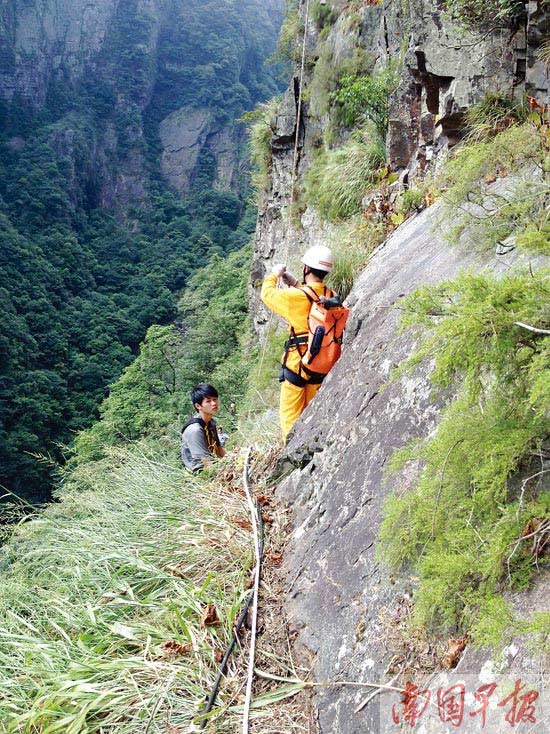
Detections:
[0, 442, 253, 733]
[305, 124, 386, 221]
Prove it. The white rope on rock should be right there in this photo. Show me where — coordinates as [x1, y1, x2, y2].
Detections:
[242, 446, 261, 733]
[257, 0, 312, 376]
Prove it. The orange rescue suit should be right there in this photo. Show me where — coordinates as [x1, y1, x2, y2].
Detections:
[260, 273, 329, 439]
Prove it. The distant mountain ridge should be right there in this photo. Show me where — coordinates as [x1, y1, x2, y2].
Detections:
[0, 0, 284, 500]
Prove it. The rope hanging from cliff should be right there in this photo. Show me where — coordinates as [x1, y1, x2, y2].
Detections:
[257, 0, 311, 378]
[284, 0, 311, 263]
[241, 446, 262, 732]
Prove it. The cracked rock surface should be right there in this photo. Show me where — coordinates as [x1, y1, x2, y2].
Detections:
[276, 203, 545, 734]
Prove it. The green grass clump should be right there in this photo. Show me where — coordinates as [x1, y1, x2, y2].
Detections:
[242, 99, 280, 197]
[465, 93, 528, 142]
[307, 43, 375, 120]
[272, 0, 303, 65]
[305, 124, 386, 221]
[0, 442, 254, 732]
[438, 122, 550, 255]
[327, 215, 387, 298]
[443, 0, 526, 29]
[311, 0, 339, 30]
[398, 187, 425, 216]
[379, 268, 550, 645]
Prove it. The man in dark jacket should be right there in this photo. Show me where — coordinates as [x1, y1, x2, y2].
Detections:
[181, 383, 226, 472]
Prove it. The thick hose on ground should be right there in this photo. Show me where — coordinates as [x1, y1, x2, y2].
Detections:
[198, 448, 264, 729]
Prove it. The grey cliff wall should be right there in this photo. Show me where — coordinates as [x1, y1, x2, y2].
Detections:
[277, 205, 547, 734]
[250, 1, 549, 731]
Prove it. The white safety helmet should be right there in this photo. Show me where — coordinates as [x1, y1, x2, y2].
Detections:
[301, 245, 334, 273]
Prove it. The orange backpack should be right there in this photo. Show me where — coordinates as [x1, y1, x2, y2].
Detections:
[297, 285, 349, 377]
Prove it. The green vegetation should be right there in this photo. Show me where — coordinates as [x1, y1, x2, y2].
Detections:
[307, 44, 375, 120]
[465, 92, 528, 141]
[304, 124, 386, 221]
[398, 187, 425, 216]
[379, 268, 549, 644]
[438, 123, 550, 255]
[0, 0, 283, 501]
[0, 212, 290, 729]
[331, 63, 400, 135]
[241, 99, 280, 196]
[272, 0, 303, 65]
[377, 115, 549, 646]
[0, 441, 259, 732]
[311, 0, 339, 31]
[72, 244, 255, 465]
[443, 0, 526, 30]
[327, 215, 387, 298]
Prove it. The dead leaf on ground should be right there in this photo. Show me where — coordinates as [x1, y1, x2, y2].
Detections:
[165, 565, 186, 579]
[201, 604, 221, 628]
[444, 636, 468, 669]
[162, 640, 193, 656]
[267, 551, 283, 567]
[233, 517, 252, 530]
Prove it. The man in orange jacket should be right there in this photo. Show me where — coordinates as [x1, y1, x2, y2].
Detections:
[260, 245, 335, 440]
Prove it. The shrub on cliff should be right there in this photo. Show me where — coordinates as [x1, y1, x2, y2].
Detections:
[331, 63, 400, 136]
[379, 267, 549, 645]
[242, 99, 280, 196]
[444, 0, 526, 30]
[438, 123, 550, 256]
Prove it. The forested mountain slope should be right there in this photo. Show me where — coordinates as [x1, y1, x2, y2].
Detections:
[0, 0, 283, 501]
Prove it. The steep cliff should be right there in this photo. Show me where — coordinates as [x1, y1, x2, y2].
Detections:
[251, 1, 549, 731]
[0, 0, 283, 211]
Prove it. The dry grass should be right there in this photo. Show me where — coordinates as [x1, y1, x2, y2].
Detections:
[201, 444, 317, 733]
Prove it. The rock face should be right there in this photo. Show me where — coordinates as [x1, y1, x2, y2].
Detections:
[384, 0, 549, 176]
[250, 1, 549, 731]
[277, 204, 545, 734]
[160, 107, 213, 194]
[159, 107, 246, 194]
[0, 0, 283, 214]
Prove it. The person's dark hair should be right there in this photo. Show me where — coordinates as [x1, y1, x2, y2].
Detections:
[303, 265, 328, 280]
[191, 383, 219, 410]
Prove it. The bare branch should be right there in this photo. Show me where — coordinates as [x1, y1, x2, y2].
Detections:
[514, 322, 550, 335]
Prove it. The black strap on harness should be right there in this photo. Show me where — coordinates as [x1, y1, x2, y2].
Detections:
[280, 283, 335, 387]
[181, 416, 221, 454]
[284, 334, 308, 351]
[279, 365, 324, 386]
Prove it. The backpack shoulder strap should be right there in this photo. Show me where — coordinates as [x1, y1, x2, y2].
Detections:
[300, 284, 321, 304]
[182, 416, 204, 434]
